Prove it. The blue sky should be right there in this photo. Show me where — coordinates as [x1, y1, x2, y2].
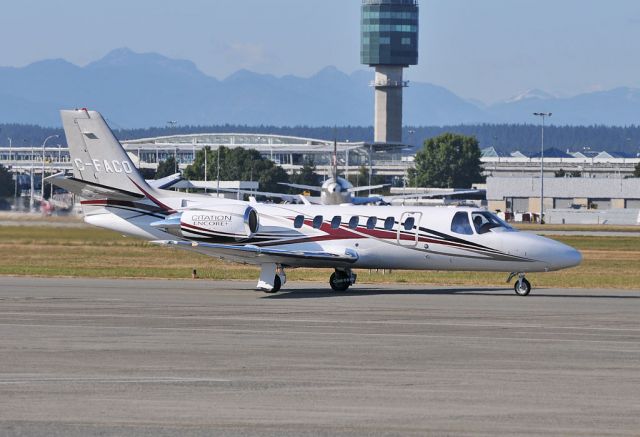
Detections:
[1, 0, 639, 103]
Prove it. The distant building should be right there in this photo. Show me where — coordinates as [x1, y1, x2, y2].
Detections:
[487, 176, 640, 224]
[0, 134, 373, 181]
[2, 143, 639, 187]
[481, 147, 640, 178]
[488, 176, 640, 212]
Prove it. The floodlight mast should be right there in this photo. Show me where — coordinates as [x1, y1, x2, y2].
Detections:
[41, 134, 59, 203]
[533, 112, 552, 224]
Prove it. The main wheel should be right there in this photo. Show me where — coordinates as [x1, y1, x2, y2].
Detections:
[263, 275, 281, 294]
[329, 272, 350, 292]
[514, 278, 531, 296]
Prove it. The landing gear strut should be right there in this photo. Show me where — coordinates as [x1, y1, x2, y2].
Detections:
[257, 263, 286, 293]
[507, 272, 531, 296]
[329, 269, 357, 292]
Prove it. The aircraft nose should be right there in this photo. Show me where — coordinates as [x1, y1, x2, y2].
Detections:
[548, 240, 582, 270]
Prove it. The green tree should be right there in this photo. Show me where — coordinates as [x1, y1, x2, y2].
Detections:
[0, 164, 14, 197]
[184, 146, 290, 193]
[635, 161, 640, 178]
[555, 168, 566, 178]
[155, 156, 177, 179]
[408, 133, 483, 188]
[290, 158, 319, 187]
[183, 146, 211, 181]
[138, 168, 156, 179]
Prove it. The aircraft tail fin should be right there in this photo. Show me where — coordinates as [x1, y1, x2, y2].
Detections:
[60, 109, 151, 196]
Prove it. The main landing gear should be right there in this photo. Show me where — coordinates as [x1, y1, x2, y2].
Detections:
[507, 272, 531, 296]
[256, 265, 357, 294]
[329, 269, 357, 292]
[256, 263, 287, 293]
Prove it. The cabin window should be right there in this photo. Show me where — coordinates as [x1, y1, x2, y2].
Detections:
[451, 211, 473, 235]
[312, 215, 323, 229]
[331, 216, 342, 229]
[384, 217, 395, 230]
[403, 217, 415, 231]
[366, 216, 377, 230]
[293, 215, 304, 229]
[348, 216, 359, 229]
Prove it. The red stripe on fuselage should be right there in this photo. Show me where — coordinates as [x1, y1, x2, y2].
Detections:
[128, 178, 176, 213]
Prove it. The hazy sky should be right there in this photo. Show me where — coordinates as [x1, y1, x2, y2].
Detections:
[1, 0, 639, 103]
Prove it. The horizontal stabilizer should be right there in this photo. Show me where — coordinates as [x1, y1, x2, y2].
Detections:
[277, 182, 322, 192]
[347, 183, 390, 193]
[45, 174, 144, 201]
[152, 240, 358, 268]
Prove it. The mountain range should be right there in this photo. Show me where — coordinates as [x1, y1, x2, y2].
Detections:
[0, 48, 639, 127]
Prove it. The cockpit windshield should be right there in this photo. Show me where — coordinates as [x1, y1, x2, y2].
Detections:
[471, 211, 515, 234]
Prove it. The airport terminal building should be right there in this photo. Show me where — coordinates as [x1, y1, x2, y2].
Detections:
[121, 134, 373, 178]
[2, 137, 640, 224]
[0, 134, 376, 181]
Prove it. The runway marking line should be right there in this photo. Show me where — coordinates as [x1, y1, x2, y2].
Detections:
[0, 377, 231, 385]
[0, 322, 639, 347]
[0, 312, 639, 333]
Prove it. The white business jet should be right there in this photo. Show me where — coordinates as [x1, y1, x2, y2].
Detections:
[49, 109, 581, 296]
[220, 139, 480, 205]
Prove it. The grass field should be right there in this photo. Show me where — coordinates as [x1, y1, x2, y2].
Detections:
[1, 225, 639, 289]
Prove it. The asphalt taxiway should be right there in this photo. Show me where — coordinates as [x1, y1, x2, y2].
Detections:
[0, 277, 639, 436]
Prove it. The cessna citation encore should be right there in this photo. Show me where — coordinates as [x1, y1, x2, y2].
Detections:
[50, 109, 582, 295]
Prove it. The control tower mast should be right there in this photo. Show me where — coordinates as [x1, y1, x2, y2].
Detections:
[361, 0, 419, 144]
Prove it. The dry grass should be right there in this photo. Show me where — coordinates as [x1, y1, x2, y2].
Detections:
[1, 225, 638, 289]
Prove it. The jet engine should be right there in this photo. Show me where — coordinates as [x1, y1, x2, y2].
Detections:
[152, 205, 259, 242]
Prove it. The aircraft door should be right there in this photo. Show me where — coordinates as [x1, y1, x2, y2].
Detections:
[397, 212, 422, 247]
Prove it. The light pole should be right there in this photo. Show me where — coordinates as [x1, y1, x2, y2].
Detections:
[204, 146, 208, 193]
[216, 146, 220, 197]
[41, 135, 59, 199]
[368, 144, 373, 196]
[408, 129, 415, 148]
[533, 112, 551, 224]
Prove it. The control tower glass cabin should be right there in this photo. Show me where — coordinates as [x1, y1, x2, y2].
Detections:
[361, 0, 419, 144]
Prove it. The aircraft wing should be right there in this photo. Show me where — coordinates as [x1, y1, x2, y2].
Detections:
[152, 240, 358, 268]
[383, 189, 482, 202]
[216, 188, 318, 204]
[146, 173, 182, 189]
[45, 174, 144, 201]
[351, 196, 384, 205]
[346, 184, 390, 193]
[277, 182, 322, 192]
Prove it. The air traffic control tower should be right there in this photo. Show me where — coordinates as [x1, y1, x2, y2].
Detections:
[361, 0, 418, 144]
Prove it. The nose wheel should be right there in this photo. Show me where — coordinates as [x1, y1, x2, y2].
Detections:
[508, 272, 531, 296]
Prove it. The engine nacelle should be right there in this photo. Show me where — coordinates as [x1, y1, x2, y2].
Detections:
[153, 205, 259, 242]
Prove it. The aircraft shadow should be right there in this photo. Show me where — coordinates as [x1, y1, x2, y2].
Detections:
[262, 286, 509, 299]
[261, 287, 640, 300]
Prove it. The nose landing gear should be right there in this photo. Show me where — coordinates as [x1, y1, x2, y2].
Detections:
[507, 272, 531, 296]
[329, 269, 357, 292]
